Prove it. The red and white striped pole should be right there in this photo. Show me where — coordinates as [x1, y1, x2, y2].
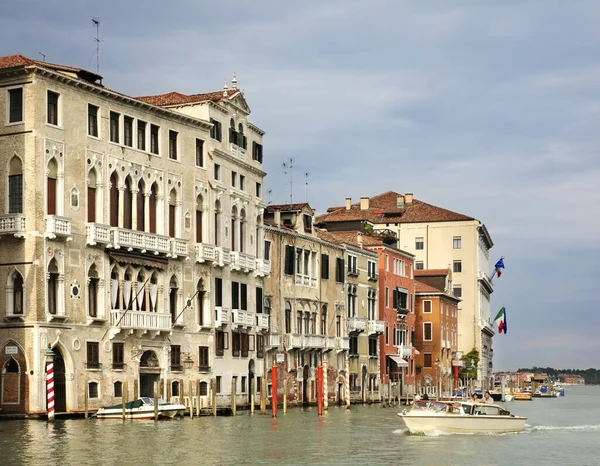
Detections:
[344, 358, 350, 409]
[317, 365, 323, 415]
[323, 359, 328, 411]
[45, 346, 55, 421]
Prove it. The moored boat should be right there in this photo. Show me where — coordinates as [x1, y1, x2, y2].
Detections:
[95, 397, 186, 420]
[398, 400, 527, 434]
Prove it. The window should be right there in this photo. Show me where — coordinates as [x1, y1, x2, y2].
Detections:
[170, 345, 182, 370]
[264, 240, 271, 260]
[453, 260, 462, 273]
[385, 287, 389, 307]
[216, 376, 222, 393]
[199, 381, 208, 396]
[231, 281, 240, 309]
[284, 245, 295, 275]
[137, 121, 147, 150]
[8, 155, 23, 214]
[124, 116, 133, 146]
[415, 237, 424, 250]
[423, 323, 432, 341]
[150, 124, 160, 154]
[199, 346, 209, 370]
[214, 164, 221, 181]
[215, 277, 223, 306]
[257, 335, 264, 359]
[47, 259, 59, 315]
[195, 139, 204, 167]
[109, 111, 120, 143]
[8, 88, 23, 123]
[252, 142, 263, 162]
[321, 254, 329, 279]
[347, 255, 358, 275]
[255, 182, 261, 198]
[369, 336, 378, 357]
[335, 258, 345, 283]
[88, 104, 99, 137]
[453, 236, 462, 249]
[285, 301, 292, 333]
[453, 285, 462, 298]
[232, 331, 241, 357]
[415, 261, 424, 270]
[88, 382, 99, 399]
[216, 329, 227, 356]
[240, 175, 245, 191]
[349, 335, 358, 356]
[210, 118, 222, 141]
[256, 287, 263, 314]
[394, 258, 405, 276]
[88, 266, 99, 318]
[86, 342, 100, 369]
[231, 171, 237, 188]
[168, 130, 178, 160]
[114, 381, 122, 397]
[423, 300, 432, 313]
[424, 353, 432, 368]
[112, 342, 124, 369]
[385, 326, 389, 345]
[393, 288, 408, 310]
[47, 91, 59, 125]
[368, 260, 377, 279]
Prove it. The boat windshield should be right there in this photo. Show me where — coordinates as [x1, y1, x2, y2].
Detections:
[411, 401, 448, 412]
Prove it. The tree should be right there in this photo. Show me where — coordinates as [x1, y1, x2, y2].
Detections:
[459, 348, 479, 382]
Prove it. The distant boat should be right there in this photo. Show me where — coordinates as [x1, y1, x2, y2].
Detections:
[95, 397, 186, 420]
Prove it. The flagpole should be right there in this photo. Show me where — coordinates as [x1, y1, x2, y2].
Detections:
[102, 277, 150, 340]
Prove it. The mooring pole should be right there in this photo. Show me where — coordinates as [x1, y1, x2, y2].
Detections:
[45, 346, 55, 421]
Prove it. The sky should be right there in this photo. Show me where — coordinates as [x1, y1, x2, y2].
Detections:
[2, 1, 599, 371]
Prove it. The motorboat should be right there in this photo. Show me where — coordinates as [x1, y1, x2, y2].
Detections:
[398, 400, 527, 434]
[95, 397, 186, 420]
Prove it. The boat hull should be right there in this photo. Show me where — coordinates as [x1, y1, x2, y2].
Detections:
[398, 413, 526, 434]
[95, 407, 183, 420]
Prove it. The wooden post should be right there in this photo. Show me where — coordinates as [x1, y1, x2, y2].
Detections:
[231, 378, 237, 416]
[122, 381, 128, 420]
[154, 381, 159, 421]
[271, 366, 277, 418]
[261, 377, 266, 414]
[83, 377, 89, 419]
[251, 390, 255, 414]
[189, 380, 194, 419]
[211, 378, 217, 417]
[283, 378, 287, 414]
[317, 366, 323, 415]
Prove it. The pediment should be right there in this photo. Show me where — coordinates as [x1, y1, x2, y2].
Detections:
[228, 92, 251, 115]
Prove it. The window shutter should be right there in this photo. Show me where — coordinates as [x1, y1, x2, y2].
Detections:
[243, 135, 247, 149]
[321, 254, 329, 279]
[393, 289, 398, 309]
[285, 245, 295, 275]
[256, 287, 263, 313]
[241, 284, 247, 311]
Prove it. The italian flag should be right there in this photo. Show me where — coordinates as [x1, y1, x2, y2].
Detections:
[494, 307, 507, 334]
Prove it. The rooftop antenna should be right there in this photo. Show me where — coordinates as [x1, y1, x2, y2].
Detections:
[282, 158, 294, 205]
[38, 52, 46, 62]
[92, 18, 101, 75]
[267, 189, 273, 205]
[304, 172, 310, 202]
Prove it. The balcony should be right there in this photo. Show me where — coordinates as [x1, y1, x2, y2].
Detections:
[110, 309, 172, 332]
[46, 215, 72, 239]
[367, 319, 385, 335]
[267, 333, 282, 348]
[325, 336, 336, 350]
[195, 243, 217, 263]
[304, 334, 325, 349]
[336, 336, 350, 351]
[256, 313, 269, 331]
[255, 258, 270, 277]
[215, 306, 230, 327]
[367, 273, 379, 282]
[397, 307, 409, 318]
[398, 344, 412, 359]
[110, 227, 171, 256]
[285, 333, 303, 349]
[347, 268, 359, 277]
[0, 214, 26, 237]
[232, 309, 255, 329]
[348, 316, 366, 333]
[214, 247, 231, 267]
[230, 251, 256, 273]
[86, 223, 110, 245]
[170, 238, 188, 258]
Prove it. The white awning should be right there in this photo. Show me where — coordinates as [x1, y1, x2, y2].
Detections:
[387, 354, 409, 367]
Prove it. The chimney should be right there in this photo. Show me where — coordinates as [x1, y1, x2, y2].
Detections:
[274, 209, 281, 227]
[357, 232, 363, 248]
[396, 195, 405, 208]
[405, 192, 413, 204]
[345, 198, 352, 210]
[360, 197, 370, 210]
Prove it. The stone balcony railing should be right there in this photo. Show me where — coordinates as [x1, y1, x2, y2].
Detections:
[230, 251, 256, 272]
[195, 243, 218, 263]
[86, 223, 110, 245]
[286, 333, 303, 349]
[215, 306, 230, 327]
[398, 344, 412, 359]
[303, 334, 325, 349]
[267, 333, 282, 348]
[46, 215, 72, 239]
[170, 238, 188, 258]
[367, 319, 385, 335]
[336, 336, 350, 351]
[255, 258, 270, 277]
[348, 316, 366, 333]
[325, 336, 336, 350]
[232, 309, 255, 329]
[256, 313, 269, 331]
[110, 309, 172, 332]
[0, 214, 26, 237]
[110, 227, 171, 256]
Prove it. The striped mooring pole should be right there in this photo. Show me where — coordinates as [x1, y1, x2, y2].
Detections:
[344, 358, 350, 409]
[45, 346, 55, 421]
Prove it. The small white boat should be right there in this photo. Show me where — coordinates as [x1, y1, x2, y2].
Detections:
[398, 400, 527, 434]
[95, 397, 186, 420]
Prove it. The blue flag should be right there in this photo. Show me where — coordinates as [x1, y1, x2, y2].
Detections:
[494, 257, 505, 270]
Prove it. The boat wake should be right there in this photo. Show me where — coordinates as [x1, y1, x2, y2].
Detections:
[527, 424, 600, 433]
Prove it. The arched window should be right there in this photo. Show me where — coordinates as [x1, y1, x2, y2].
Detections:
[47, 259, 59, 315]
[110, 269, 121, 310]
[172, 380, 180, 397]
[199, 381, 208, 396]
[110, 172, 119, 227]
[238, 123, 246, 149]
[195, 195, 203, 243]
[169, 276, 178, 323]
[321, 304, 327, 336]
[47, 159, 58, 215]
[149, 183, 158, 233]
[137, 179, 145, 231]
[239, 209, 246, 253]
[88, 168, 97, 223]
[88, 381, 99, 399]
[197, 279, 206, 326]
[214, 200, 221, 247]
[88, 265, 99, 317]
[123, 270, 132, 310]
[137, 272, 146, 312]
[169, 189, 177, 238]
[123, 176, 133, 229]
[4, 357, 19, 373]
[231, 206, 237, 251]
[10, 271, 24, 316]
[8, 155, 23, 214]
[285, 301, 292, 334]
[150, 274, 158, 312]
[114, 381, 123, 397]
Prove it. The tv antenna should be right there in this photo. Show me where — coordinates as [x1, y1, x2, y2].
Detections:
[304, 172, 309, 202]
[267, 189, 273, 205]
[282, 158, 294, 205]
[92, 18, 101, 75]
[38, 52, 46, 62]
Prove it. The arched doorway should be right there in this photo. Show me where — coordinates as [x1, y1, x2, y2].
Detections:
[248, 360, 255, 404]
[302, 365, 309, 405]
[139, 350, 160, 398]
[361, 365, 367, 402]
[52, 348, 67, 413]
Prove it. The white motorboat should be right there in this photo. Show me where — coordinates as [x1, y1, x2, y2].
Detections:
[95, 397, 186, 420]
[398, 400, 527, 434]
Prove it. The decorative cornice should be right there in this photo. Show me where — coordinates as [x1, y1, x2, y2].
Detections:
[264, 224, 345, 251]
[247, 122, 265, 136]
[210, 148, 266, 177]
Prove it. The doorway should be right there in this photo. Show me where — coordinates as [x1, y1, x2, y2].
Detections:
[52, 348, 66, 413]
[302, 365, 309, 405]
[248, 360, 255, 404]
[139, 373, 160, 398]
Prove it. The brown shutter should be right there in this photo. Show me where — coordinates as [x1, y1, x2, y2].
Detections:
[87, 187, 96, 223]
[47, 177, 56, 215]
[123, 182, 132, 229]
[149, 188, 157, 233]
[196, 210, 203, 243]
[137, 189, 145, 231]
[169, 205, 175, 238]
[110, 175, 119, 227]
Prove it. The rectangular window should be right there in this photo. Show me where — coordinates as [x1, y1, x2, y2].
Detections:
[199, 346, 209, 370]
[252, 142, 263, 163]
[257, 335, 264, 359]
[255, 182, 261, 198]
[123, 116, 133, 146]
[385, 287, 389, 307]
[423, 300, 432, 313]
[168, 130, 178, 160]
[423, 322, 432, 341]
[88, 382, 99, 399]
[284, 245, 295, 275]
[321, 254, 329, 279]
[424, 353, 432, 368]
[241, 283, 247, 311]
[335, 258, 345, 283]
[215, 278, 223, 306]
[210, 118, 222, 141]
[415, 261, 424, 270]
[8, 88, 23, 123]
[214, 164, 221, 181]
[369, 336, 378, 357]
[150, 124, 160, 154]
[8, 174, 22, 214]
[137, 120, 147, 150]
[86, 342, 100, 369]
[110, 111, 120, 143]
[88, 104, 99, 137]
[454, 285, 462, 298]
[256, 287, 263, 314]
[112, 342, 124, 369]
[216, 376, 222, 393]
[453, 236, 462, 249]
[216, 330, 228, 356]
[47, 90, 59, 126]
[240, 175, 245, 191]
[347, 255, 358, 275]
[453, 260, 462, 273]
[195, 139, 204, 167]
[264, 240, 271, 261]
[415, 237, 424, 250]
[232, 171, 237, 188]
[232, 331, 241, 357]
[231, 281, 240, 309]
[170, 345, 182, 370]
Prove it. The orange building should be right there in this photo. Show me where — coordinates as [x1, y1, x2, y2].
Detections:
[414, 269, 460, 398]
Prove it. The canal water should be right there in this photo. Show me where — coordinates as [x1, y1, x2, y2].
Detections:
[1, 386, 599, 465]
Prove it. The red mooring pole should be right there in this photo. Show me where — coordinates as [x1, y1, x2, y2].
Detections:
[45, 346, 55, 421]
[454, 365, 459, 391]
[317, 365, 323, 415]
[271, 365, 277, 418]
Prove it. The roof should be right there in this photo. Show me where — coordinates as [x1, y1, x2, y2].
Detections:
[265, 203, 312, 214]
[414, 280, 443, 294]
[0, 54, 102, 83]
[414, 269, 449, 277]
[316, 191, 475, 225]
[315, 230, 382, 248]
[136, 89, 242, 107]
